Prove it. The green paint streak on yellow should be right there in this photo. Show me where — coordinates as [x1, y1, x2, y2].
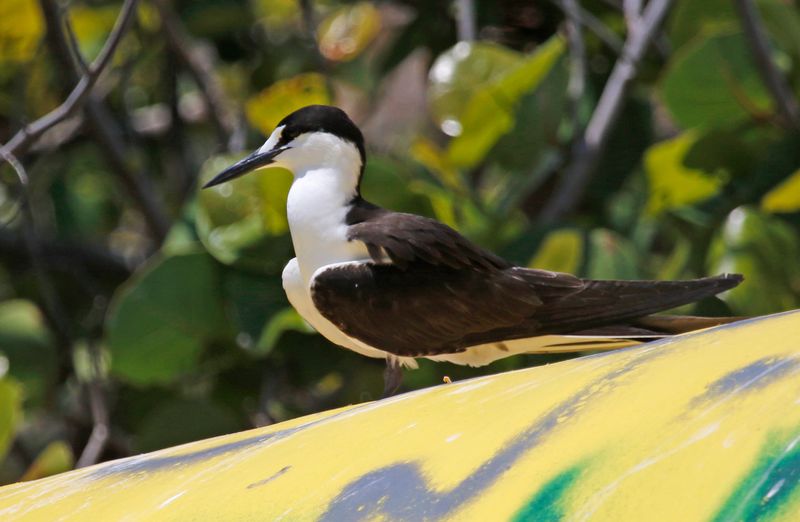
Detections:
[713, 430, 800, 522]
[512, 465, 583, 522]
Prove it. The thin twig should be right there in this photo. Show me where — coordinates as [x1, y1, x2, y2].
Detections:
[556, 1, 624, 53]
[455, 0, 477, 42]
[561, 0, 587, 136]
[154, 0, 235, 149]
[0, 149, 73, 373]
[297, 0, 329, 72]
[33, 0, 171, 243]
[539, 0, 675, 224]
[76, 342, 110, 468]
[734, 0, 800, 130]
[0, 230, 131, 278]
[622, 0, 642, 32]
[1, 0, 139, 157]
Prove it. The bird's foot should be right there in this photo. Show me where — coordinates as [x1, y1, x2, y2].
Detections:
[382, 356, 404, 398]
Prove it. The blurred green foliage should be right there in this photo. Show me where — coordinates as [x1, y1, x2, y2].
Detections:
[0, 0, 799, 483]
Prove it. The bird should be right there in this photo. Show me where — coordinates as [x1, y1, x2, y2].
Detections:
[203, 104, 743, 396]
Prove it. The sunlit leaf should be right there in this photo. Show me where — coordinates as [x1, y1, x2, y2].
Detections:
[0, 300, 57, 407]
[761, 169, 800, 213]
[708, 206, 800, 314]
[410, 138, 464, 193]
[68, 5, 119, 62]
[245, 73, 330, 135]
[0, 0, 43, 63]
[107, 251, 228, 386]
[528, 229, 583, 274]
[660, 31, 772, 128]
[257, 307, 315, 355]
[317, 2, 381, 62]
[197, 154, 294, 273]
[445, 37, 566, 168]
[253, 0, 300, 31]
[0, 376, 21, 462]
[429, 42, 520, 137]
[19, 441, 73, 482]
[644, 131, 726, 215]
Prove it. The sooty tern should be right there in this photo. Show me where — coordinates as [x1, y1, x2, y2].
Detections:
[204, 104, 743, 395]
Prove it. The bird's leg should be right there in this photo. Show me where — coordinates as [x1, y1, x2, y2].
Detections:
[382, 356, 404, 398]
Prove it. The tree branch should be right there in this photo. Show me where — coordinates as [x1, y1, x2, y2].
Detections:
[734, 0, 800, 130]
[31, 0, 171, 243]
[539, 0, 675, 224]
[0, 149, 74, 375]
[1, 0, 139, 157]
[76, 342, 110, 468]
[560, 0, 587, 137]
[153, 0, 236, 149]
[455, 0, 477, 42]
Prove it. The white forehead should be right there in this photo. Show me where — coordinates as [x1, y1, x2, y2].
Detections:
[258, 125, 285, 153]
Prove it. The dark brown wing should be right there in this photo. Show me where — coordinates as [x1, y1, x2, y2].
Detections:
[346, 201, 508, 271]
[460, 274, 744, 346]
[310, 263, 583, 357]
[328, 201, 744, 357]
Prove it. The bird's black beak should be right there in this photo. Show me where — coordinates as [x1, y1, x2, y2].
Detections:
[202, 146, 289, 189]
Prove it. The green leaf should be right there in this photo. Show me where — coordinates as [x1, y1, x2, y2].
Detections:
[446, 37, 566, 168]
[759, 0, 800, 65]
[708, 206, 800, 315]
[668, 0, 736, 49]
[107, 251, 228, 386]
[0, 300, 57, 407]
[221, 269, 287, 353]
[586, 229, 641, 280]
[428, 42, 520, 137]
[644, 131, 727, 215]
[489, 54, 569, 174]
[257, 307, 315, 355]
[660, 31, 772, 129]
[197, 154, 294, 273]
[135, 398, 241, 452]
[0, 375, 21, 462]
[528, 229, 583, 274]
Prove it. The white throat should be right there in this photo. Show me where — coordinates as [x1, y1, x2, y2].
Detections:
[280, 133, 368, 284]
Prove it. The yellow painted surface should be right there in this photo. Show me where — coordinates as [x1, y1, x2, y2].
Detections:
[2, 311, 800, 521]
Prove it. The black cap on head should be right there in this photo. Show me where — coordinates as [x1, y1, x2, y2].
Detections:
[276, 105, 365, 166]
[203, 105, 365, 189]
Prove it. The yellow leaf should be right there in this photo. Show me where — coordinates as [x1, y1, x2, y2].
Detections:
[245, 73, 330, 135]
[528, 229, 583, 274]
[253, 0, 300, 30]
[761, 169, 800, 213]
[410, 138, 464, 193]
[644, 131, 726, 215]
[20, 441, 74, 482]
[317, 3, 381, 62]
[0, 0, 43, 62]
[68, 5, 119, 61]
